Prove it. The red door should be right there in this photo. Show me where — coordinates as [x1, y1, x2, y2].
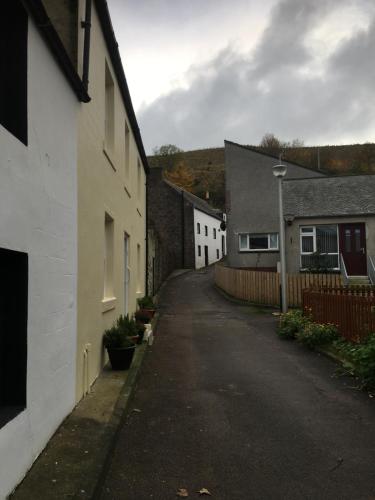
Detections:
[339, 223, 367, 275]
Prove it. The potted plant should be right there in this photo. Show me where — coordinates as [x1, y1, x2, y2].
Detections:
[103, 325, 136, 370]
[116, 314, 140, 343]
[137, 296, 156, 317]
[135, 309, 153, 324]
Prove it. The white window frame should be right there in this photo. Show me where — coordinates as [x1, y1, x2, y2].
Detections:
[300, 225, 339, 270]
[238, 233, 279, 252]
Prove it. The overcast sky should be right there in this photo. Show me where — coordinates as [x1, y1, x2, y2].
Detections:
[108, 0, 375, 154]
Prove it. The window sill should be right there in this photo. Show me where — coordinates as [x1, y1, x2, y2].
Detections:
[102, 297, 117, 313]
[238, 249, 279, 253]
[103, 147, 116, 172]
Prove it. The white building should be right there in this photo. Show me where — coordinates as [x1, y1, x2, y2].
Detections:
[194, 209, 226, 269]
[0, 2, 88, 497]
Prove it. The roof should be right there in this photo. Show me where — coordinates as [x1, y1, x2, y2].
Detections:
[283, 174, 375, 218]
[164, 180, 224, 221]
[224, 140, 328, 175]
[24, 0, 90, 102]
[94, 0, 149, 173]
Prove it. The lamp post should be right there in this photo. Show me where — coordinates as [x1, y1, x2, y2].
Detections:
[273, 164, 288, 313]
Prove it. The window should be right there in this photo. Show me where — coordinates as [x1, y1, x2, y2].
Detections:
[197, 223, 200, 234]
[239, 233, 279, 251]
[300, 225, 338, 269]
[104, 213, 114, 298]
[198, 245, 201, 257]
[0, 248, 28, 429]
[216, 249, 219, 259]
[0, 2, 28, 145]
[105, 62, 114, 151]
[213, 228, 217, 239]
[205, 226, 208, 236]
[125, 121, 130, 177]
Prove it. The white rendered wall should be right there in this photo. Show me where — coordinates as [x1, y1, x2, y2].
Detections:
[194, 209, 226, 269]
[0, 21, 77, 499]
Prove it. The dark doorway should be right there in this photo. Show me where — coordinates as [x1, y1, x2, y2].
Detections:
[339, 223, 367, 276]
[221, 235, 225, 257]
[204, 246, 209, 267]
[0, 247, 28, 429]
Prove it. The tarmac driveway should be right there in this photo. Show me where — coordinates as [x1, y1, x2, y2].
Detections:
[99, 268, 375, 500]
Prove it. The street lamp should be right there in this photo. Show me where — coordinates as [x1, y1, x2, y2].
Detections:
[273, 164, 288, 313]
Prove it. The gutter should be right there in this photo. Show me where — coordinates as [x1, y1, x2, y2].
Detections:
[81, 0, 92, 92]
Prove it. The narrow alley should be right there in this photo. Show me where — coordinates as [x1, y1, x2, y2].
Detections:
[98, 269, 375, 500]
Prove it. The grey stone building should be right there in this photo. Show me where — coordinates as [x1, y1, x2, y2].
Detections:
[147, 168, 225, 294]
[225, 141, 375, 282]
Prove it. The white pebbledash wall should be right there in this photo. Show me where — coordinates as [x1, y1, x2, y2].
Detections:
[0, 21, 78, 499]
[194, 209, 226, 269]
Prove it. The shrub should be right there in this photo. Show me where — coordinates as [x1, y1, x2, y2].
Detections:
[137, 296, 155, 309]
[116, 314, 138, 337]
[277, 310, 308, 340]
[343, 334, 375, 388]
[296, 322, 338, 349]
[103, 326, 135, 349]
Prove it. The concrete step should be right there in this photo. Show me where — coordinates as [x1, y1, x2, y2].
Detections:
[348, 276, 371, 285]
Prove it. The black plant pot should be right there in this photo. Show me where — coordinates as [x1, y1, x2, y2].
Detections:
[107, 345, 136, 370]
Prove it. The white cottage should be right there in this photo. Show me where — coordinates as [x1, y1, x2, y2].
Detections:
[0, 2, 88, 497]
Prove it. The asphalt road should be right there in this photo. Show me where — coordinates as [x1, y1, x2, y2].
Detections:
[99, 268, 375, 500]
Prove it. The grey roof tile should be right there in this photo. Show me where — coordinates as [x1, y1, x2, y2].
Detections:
[283, 175, 375, 218]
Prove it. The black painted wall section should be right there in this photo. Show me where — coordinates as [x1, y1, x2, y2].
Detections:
[0, 1, 28, 145]
[0, 248, 28, 427]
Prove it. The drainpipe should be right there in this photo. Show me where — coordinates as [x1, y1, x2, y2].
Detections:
[81, 0, 92, 91]
[145, 175, 149, 296]
[181, 191, 185, 268]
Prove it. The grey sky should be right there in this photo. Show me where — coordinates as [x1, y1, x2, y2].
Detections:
[108, 0, 375, 153]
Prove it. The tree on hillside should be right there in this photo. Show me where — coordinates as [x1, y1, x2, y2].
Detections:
[259, 133, 304, 158]
[152, 144, 184, 156]
[164, 162, 195, 191]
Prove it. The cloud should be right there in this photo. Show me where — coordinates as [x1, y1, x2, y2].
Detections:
[138, 0, 375, 153]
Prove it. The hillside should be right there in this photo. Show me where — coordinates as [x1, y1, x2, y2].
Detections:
[148, 143, 375, 210]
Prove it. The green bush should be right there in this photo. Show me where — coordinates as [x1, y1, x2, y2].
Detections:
[116, 314, 138, 337]
[296, 322, 338, 349]
[137, 296, 155, 309]
[103, 326, 135, 349]
[277, 310, 308, 340]
[338, 334, 375, 388]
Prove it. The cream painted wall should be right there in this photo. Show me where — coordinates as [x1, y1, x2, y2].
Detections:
[0, 21, 78, 499]
[76, 3, 146, 401]
[194, 209, 226, 269]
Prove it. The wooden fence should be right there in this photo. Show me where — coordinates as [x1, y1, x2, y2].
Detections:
[302, 287, 375, 342]
[214, 264, 342, 307]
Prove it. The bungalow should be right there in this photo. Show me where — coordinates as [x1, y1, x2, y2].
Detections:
[225, 140, 375, 283]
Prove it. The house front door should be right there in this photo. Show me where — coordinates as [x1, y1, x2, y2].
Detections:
[339, 223, 367, 276]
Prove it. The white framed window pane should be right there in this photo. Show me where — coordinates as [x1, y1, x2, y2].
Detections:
[301, 227, 314, 234]
[249, 234, 268, 250]
[302, 235, 314, 253]
[239, 234, 248, 250]
[316, 225, 337, 253]
[269, 233, 278, 249]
